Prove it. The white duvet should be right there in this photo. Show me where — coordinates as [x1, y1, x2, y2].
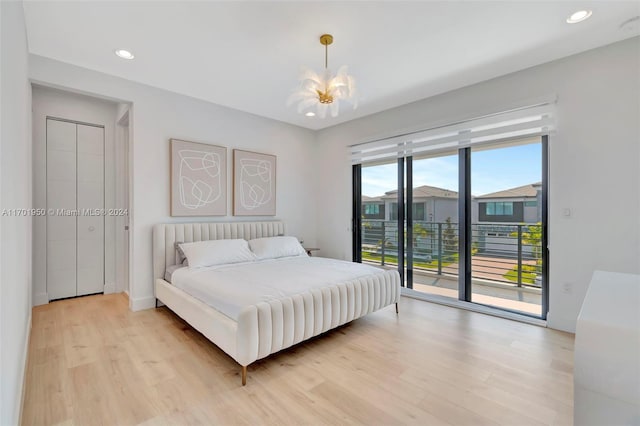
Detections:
[170, 256, 386, 321]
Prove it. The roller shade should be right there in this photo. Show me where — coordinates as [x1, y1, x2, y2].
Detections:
[350, 102, 556, 165]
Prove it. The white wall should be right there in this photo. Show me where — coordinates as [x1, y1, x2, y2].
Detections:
[29, 56, 318, 310]
[31, 86, 118, 305]
[315, 37, 640, 333]
[1, 1, 33, 424]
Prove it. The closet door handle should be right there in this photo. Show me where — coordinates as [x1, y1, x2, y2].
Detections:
[88, 226, 95, 232]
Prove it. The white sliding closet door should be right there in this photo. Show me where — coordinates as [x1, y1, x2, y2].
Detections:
[76, 124, 104, 296]
[46, 119, 105, 300]
[47, 119, 78, 300]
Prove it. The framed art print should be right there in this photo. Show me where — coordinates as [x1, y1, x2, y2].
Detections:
[171, 139, 227, 216]
[233, 149, 276, 216]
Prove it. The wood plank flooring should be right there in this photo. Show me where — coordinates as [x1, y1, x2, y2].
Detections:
[22, 293, 574, 425]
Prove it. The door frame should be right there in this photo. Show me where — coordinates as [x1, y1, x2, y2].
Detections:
[353, 137, 550, 320]
[116, 108, 133, 296]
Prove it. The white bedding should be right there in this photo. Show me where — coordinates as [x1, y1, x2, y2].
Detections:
[171, 256, 387, 321]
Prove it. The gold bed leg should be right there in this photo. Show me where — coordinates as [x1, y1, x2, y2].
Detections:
[395, 303, 399, 314]
[241, 366, 247, 386]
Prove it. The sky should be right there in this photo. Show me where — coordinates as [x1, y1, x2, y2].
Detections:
[362, 143, 541, 197]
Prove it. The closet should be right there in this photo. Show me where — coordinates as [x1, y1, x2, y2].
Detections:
[47, 118, 105, 300]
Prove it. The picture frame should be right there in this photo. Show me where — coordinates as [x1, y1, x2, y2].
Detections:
[233, 149, 276, 216]
[170, 139, 227, 216]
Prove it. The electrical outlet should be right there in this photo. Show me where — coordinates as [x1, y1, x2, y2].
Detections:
[562, 282, 573, 294]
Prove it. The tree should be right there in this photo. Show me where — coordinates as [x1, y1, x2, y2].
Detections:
[511, 222, 543, 278]
[410, 222, 430, 258]
[442, 217, 458, 254]
[511, 222, 542, 262]
[412, 222, 430, 245]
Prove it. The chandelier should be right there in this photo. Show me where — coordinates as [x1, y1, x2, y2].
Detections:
[287, 34, 357, 118]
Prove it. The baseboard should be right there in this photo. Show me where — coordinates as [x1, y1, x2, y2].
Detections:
[129, 295, 156, 311]
[33, 292, 48, 306]
[103, 282, 116, 294]
[401, 288, 547, 327]
[545, 311, 576, 333]
[17, 311, 32, 425]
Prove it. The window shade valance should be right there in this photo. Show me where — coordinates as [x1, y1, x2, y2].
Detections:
[350, 102, 556, 165]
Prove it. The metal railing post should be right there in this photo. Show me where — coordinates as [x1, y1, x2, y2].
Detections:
[381, 221, 386, 266]
[517, 224, 523, 287]
[437, 222, 443, 275]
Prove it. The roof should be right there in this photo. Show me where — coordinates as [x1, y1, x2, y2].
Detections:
[476, 182, 541, 199]
[362, 195, 383, 202]
[382, 185, 458, 200]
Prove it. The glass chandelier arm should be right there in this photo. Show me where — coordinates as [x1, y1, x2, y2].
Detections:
[296, 97, 319, 113]
[301, 79, 321, 93]
[286, 90, 316, 107]
[299, 66, 322, 84]
[317, 103, 329, 119]
[330, 101, 340, 117]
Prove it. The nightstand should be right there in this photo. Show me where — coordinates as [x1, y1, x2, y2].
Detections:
[304, 248, 319, 256]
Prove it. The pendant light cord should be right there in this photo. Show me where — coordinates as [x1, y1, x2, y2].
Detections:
[324, 41, 329, 94]
[325, 43, 328, 69]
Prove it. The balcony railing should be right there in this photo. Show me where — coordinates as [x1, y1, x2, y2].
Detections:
[361, 219, 542, 288]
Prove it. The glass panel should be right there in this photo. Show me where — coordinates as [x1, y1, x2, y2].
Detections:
[471, 141, 543, 316]
[390, 202, 398, 220]
[504, 202, 513, 215]
[361, 162, 399, 276]
[413, 203, 425, 221]
[364, 204, 380, 216]
[486, 202, 495, 215]
[408, 152, 459, 298]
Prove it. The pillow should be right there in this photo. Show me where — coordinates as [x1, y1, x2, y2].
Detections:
[175, 242, 188, 264]
[248, 236, 307, 260]
[178, 239, 257, 267]
[164, 259, 187, 282]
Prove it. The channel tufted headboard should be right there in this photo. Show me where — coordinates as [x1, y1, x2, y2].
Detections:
[153, 221, 285, 281]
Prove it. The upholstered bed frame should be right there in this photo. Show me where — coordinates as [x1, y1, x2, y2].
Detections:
[153, 221, 401, 385]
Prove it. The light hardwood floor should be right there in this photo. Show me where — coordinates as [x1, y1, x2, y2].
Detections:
[22, 293, 574, 425]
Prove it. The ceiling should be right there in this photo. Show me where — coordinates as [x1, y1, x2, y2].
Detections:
[23, 1, 640, 130]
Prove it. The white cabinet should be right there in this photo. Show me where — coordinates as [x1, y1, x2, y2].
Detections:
[574, 271, 640, 425]
[46, 118, 104, 300]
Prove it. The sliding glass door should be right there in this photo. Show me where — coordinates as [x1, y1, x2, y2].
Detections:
[470, 140, 546, 316]
[353, 137, 548, 319]
[358, 161, 401, 276]
[406, 152, 459, 299]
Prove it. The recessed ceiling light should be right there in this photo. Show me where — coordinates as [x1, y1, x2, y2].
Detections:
[566, 10, 592, 24]
[115, 49, 135, 60]
[305, 112, 316, 117]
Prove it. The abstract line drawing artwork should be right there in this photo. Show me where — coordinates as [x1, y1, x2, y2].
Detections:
[171, 139, 227, 216]
[233, 150, 276, 216]
[179, 150, 221, 208]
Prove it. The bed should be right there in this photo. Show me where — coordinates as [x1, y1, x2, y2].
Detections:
[153, 221, 401, 385]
